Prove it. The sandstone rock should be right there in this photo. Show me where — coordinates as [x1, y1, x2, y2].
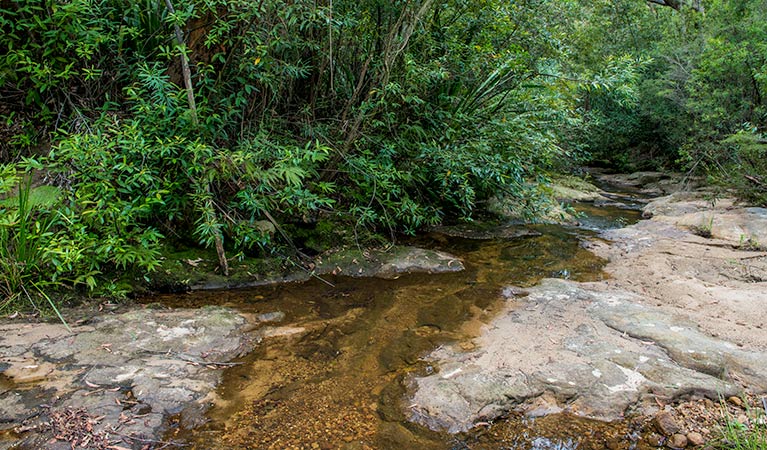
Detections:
[737, 414, 749, 425]
[642, 193, 710, 218]
[646, 432, 665, 447]
[315, 246, 464, 279]
[655, 411, 681, 436]
[430, 223, 541, 240]
[643, 195, 767, 247]
[669, 433, 688, 449]
[0, 307, 260, 447]
[408, 278, 762, 432]
[687, 432, 705, 446]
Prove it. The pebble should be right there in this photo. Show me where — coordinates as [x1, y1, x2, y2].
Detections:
[668, 433, 688, 449]
[655, 411, 681, 436]
[646, 432, 664, 447]
[459, 342, 476, 351]
[737, 414, 749, 425]
[687, 432, 705, 446]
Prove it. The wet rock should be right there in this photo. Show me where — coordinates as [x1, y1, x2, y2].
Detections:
[0, 307, 260, 447]
[523, 392, 563, 417]
[655, 411, 681, 436]
[408, 278, 762, 433]
[257, 311, 286, 323]
[315, 246, 464, 279]
[687, 432, 705, 446]
[646, 432, 665, 447]
[669, 433, 688, 449]
[430, 224, 541, 240]
[373, 248, 464, 279]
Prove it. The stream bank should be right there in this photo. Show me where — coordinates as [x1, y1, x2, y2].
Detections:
[1, 171, 766, 449]
[411, 172, 767, 448]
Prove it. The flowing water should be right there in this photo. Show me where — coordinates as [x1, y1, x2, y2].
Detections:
[151, 198, 646, 449]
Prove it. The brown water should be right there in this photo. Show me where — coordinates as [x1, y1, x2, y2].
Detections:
[154, 207, 648, 449]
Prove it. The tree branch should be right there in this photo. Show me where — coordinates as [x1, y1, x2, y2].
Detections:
[647, 0, 703, 12]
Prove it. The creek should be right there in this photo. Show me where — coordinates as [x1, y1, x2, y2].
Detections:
[150, 191, 645, 449]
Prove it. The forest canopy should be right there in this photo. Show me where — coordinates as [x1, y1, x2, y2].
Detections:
[0, 0, 765, 301]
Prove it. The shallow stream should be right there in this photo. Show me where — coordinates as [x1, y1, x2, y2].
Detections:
[150, 194, 646, 449]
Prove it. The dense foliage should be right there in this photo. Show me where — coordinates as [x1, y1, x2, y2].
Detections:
[2, 0, 765, 309]
[0, 0, 588, 303]
[570, 0, 767, 206]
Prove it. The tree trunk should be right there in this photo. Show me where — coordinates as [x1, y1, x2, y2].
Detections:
[164, 0, 198, 125]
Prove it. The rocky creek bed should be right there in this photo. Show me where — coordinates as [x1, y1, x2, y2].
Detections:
[0, 248, 463, 450]
[1, 172, 766, 449]
[410, 172, 767, 448]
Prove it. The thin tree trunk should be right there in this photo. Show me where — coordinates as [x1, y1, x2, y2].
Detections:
[165, 0, 228, 275]
[164, 0, 198, 125]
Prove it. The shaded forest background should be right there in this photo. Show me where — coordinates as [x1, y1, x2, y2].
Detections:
[1, 0, 766, 305]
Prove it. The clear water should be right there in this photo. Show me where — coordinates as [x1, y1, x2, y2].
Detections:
[153, 197, 650, 449]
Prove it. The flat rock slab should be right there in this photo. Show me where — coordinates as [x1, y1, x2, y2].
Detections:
[315, 246, 464, 279]
[645, 195, 767, 246]
[408, 278, 766, 433]
[430, 224, 541, 241]
[0, 307, 259, 449]
[196, 246, 465, 290]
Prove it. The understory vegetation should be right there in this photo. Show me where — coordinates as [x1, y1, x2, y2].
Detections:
[1, 0, 766, 311]
[573, 0, 767, 203]
[716, 398, 767, 450]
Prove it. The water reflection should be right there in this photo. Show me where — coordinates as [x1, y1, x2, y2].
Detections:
[153, 198, 644, 449]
